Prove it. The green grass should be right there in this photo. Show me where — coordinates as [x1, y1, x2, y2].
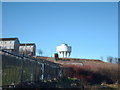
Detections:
[2, 66, 21, 85]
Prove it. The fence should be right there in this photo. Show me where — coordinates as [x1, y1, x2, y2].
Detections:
[1, 49, 63, 88]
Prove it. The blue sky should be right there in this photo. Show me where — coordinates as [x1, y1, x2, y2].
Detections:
[2, 2, 118, 61]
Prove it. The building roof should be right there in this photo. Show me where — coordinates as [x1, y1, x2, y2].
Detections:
[20, 43, 36, 46]
[0, 38, 18, 41]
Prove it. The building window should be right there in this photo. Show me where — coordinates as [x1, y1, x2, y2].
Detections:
[10, 41, 12, 44]
[4, 46, 6, 49]
[4, 42, 6, 44]
[0, 46, 1, 49]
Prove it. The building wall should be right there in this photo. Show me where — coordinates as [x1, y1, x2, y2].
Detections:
[19, 45, 36, 56]
[0, 39, 20, 54]
[14, 39, 20, 54]
[0, 40, 14, 49]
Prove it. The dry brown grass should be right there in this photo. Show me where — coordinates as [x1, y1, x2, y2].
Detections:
[36, 57, 119, 85]
[62, 61, 119, 85]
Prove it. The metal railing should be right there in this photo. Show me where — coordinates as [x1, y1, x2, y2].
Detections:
[1, 49, 63, 88]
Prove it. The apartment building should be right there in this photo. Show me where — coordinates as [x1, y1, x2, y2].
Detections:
[19, 43, 36, 56]
[0, 38, 20, 54]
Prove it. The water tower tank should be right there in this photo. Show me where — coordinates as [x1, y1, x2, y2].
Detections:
[56, 43, 72, 58]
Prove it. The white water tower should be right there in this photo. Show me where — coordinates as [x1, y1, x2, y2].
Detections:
[56, 43, 72, 58]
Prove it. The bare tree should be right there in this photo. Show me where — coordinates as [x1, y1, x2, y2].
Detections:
[118, 58, 120, 64]
[114, 57, 118, 64]
[38, 49, 43, 56]
[107, 56, 113, 63]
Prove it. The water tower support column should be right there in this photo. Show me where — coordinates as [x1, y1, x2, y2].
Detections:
[68, 52, 70, 57]
[67, 52, 69, 57]
[64, 51, 66, 57]
[63, 51, 64, 58]
[65, 52, 67, 58]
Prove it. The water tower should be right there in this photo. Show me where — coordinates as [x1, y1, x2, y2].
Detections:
[56, 43, 72, 58]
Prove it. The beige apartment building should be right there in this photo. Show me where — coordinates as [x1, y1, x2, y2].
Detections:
[19, 43, 36, 56]
[0, 38, 20, 54]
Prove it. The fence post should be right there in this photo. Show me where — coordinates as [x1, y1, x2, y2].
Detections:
[20, 55, 24, 88]
[41, 63, 44, 82]
[35, 59, 37, 83]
